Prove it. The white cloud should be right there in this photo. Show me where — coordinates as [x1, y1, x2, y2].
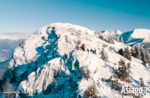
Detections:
[0, 30, 32, 37]
[0, 29, 32, 33]
[0, 30, 8, 33]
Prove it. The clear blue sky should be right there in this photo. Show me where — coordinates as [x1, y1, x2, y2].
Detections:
[0, 0, 150, 34]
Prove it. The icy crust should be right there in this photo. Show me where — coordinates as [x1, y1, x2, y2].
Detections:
[2, 23, 150, 98]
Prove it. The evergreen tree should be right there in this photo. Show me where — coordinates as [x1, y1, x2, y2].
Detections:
[118, 48, 124, 56]
[124, 47, 131, 60]
[112, 35, 118, 41]
[130, 48, 135, 57]
[21, 40, 25, 48]
[139, 78, 144, 87]
[141, 48, 146, 66]
[134, 47, 141, 60]
[145, 50, 150, 63]
[116, 36, 120, 42]
[101, 48, 108, 62]
[107, 35, 114, 44]
[99, 35, 105, 41]
[120, 37, 124, 43]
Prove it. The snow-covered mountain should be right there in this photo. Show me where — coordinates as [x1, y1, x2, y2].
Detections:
[119, 29, 150, 47]
[1, 23, 150, 98]
[102, 29, 150, 49]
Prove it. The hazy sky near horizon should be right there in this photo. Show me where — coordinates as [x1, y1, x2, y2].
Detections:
[0, 0, 150, 34]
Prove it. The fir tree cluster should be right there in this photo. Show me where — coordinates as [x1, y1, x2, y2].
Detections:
[118, 46, 150, 66]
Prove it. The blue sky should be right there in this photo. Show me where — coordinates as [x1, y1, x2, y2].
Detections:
[0, 0, 150, 34]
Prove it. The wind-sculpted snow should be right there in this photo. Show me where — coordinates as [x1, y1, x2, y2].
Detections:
[2, 23, 150, 98]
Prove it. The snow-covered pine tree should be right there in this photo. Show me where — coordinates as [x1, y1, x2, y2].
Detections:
[134, 47, 141, 60]
[124, 47, 131, 60]
[130, 48, 135, 57]
[99, 34, 105, 41]
[111, 35, 117, 41]
[21, 40, 25, 48]
[107, 35, 114, 44]
[116, 36, 120, 42]
[145, 50, 150, 63]
[101, 48, 108, 62]
[120, 37, 124, 43]
[139, 78, 144, 87]
[141, 48, 146, 66]
[118, 48, 124, 56]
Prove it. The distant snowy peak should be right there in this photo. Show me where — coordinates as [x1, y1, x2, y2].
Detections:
[119, 29, 150, 46]
[130, 29, 150, 43]
[0, 34, 25, 40]
[102, 30, 123, 36]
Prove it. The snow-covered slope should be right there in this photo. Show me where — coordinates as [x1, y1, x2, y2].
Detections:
[1, 23, 150, 98]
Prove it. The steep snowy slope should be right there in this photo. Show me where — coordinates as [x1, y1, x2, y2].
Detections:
[2, 23, 150, 98]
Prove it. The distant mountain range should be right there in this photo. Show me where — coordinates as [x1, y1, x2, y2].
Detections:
[0, 34, 25, 70]
[102, 29, 150, 48]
